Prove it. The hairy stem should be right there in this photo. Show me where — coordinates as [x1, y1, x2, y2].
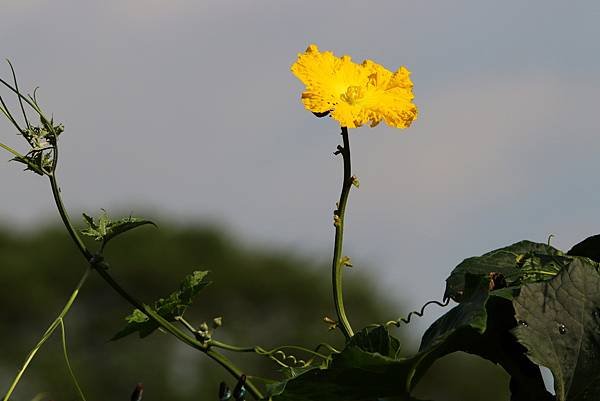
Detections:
[2, 267, 92, 401]
[331, 126, 355, 339]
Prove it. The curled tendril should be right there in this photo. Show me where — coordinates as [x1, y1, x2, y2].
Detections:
[256, 348, 310, 369]
[386, 297, 451, 327]
[252, 344, 334, 370]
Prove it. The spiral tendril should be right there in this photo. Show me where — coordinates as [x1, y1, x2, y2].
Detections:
[386, 297, 451, 327]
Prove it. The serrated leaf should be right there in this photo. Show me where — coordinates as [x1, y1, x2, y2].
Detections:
[513, 257, 600, 401]
[111, 308, 151, 340]
[80, 211, 156, 245]
[103, 217, 157, 244]
[445, 240, 566, 302]
[112, 271, 211, 340]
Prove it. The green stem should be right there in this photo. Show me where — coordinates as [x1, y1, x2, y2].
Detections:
[48, 147, 91, 260]
[46, 150, 263, 400]
[331, 126, 354, 339]
[59, 319, 87, 401]
[0, 141, 46, 175]
[0, 141, 24, 160]
[2, 267, 91, 401]
[209, 340, 330, 361]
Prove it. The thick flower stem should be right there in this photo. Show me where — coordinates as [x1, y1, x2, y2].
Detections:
[331, 126, 355, 340]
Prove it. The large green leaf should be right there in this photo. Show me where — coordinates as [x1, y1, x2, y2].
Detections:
[418, 275, 553, 401]
[112, 270, 211, 340]
[445, 240, 568, 302]
[513, 257, 600, 401]
[271, 274, 553, 401]
[269, 326, 428, 401]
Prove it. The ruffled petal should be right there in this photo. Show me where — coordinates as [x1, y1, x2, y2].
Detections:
[291, 45, 418, 129]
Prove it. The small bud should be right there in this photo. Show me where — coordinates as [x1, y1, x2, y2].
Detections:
[333, 215, 341, 227]
[195, 330, 211, 342]
[199, 322, 209, 332]
[341, 256, 353, 268]
[351, 175, 360, 188]
[323, 316, 338, 330]
[212, 316, 223, 329]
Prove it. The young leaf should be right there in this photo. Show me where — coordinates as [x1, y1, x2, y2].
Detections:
[112, 271, 211, 340]
[80, 211, 156, 246]
[513, 257, 600, 401]
[103, 217, 157, 244]
[80, 213, 103, 240]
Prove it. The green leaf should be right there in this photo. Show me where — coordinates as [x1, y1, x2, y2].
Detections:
[112, 271, 211, 340]
[103, 217, 157, 244]
[445, 240, 567, 302]
[513, 257, 600, 401]
[80, 211, 156, 245]
[270, 326, 423, 401]
[567, 234, 600, 262]
[271, 279, 552, 401]
[97, 211, 109, 237]
[347, 325, 401, 359]
[419, 274, 553, 401]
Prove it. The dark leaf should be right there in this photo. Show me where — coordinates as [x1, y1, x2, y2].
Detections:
[445, 240, 566, 302]
[348, 325, 401, 359]
[419, 274, 553, 401]
[513, 257, 600, 401]
[567, 234, 600, 263]
[270, 327, 422, 401]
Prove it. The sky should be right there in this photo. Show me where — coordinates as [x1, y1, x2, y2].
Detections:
[1, 0, 600, 352]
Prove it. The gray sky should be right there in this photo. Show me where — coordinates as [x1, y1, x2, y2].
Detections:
[2, 0, 600, 345]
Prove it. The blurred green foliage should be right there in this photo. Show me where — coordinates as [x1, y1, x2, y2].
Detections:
[0, 222, 510, 401]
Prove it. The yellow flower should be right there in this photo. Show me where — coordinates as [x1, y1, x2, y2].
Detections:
[291, 44, 418, 129]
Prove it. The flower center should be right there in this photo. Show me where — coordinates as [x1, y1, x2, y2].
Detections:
[340, 85, 365, 105]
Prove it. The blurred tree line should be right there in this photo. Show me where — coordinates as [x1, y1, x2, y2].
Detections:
[0, 222, 510, 401]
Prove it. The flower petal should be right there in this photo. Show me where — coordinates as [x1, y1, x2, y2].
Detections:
[291, 45, 418, 129]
